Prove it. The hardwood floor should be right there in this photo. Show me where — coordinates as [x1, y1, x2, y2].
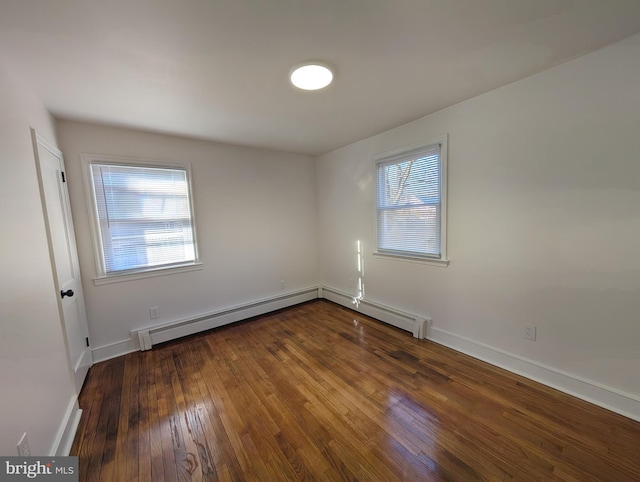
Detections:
[71, 300, 640, 481]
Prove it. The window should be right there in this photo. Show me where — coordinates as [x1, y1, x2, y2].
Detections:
[85, 157, 199, 280]
[375, 137, 448, 263]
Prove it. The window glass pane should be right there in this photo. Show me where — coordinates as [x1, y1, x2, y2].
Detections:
[378, 206, 440, 256]
[378, 153, 440, 208]
[91, 162, 196, 274]
[376, 144, 442, 258]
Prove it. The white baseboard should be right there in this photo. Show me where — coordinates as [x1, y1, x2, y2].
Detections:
[89, 283, 640, 422]
[93, 287, 320, 362]
[321, 286, 429, 337]
[140, 287, 319, 347]
[50, 396, 82, 456]
[92, 338, 138, 364]
[429, 326, 640, 422]
[321, 284, 640, 423]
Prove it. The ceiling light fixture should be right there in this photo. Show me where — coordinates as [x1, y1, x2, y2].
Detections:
[290, 62, 333, 91]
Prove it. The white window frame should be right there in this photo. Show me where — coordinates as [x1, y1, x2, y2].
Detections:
[81, 154, 202, 285]
[373, 135, 449, 267]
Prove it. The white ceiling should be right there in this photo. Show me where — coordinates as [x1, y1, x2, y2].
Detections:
[2, 0, 640, 156]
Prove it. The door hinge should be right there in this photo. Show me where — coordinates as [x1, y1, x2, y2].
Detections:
[85, 337, 90, 347]
[61, 171, 66, 183]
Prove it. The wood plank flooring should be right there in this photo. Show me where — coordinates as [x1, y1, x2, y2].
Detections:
[71, 300, 640, 481]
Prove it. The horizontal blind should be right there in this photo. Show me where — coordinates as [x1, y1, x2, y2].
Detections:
[376, 144, 441, 257]
[91, 163, 196, 274]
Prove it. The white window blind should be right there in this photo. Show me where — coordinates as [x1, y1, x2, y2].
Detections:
[376, 143, 443, 258]
[90, 162, 196, 275]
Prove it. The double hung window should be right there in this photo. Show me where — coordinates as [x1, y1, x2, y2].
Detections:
[86, 157, 199, 280]
[375, 138, 447, 263]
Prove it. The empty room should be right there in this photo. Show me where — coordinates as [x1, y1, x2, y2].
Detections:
[1, 0, 640, 480]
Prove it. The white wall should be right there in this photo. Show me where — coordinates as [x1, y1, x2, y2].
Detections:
[0, 62, 77, 455]
[56, 120, 318, 358]
[316, 34, 640, 417]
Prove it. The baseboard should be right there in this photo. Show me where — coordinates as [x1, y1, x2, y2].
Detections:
[321, 284, 640, 422]
[140, 287, 320, 347]
[97, 286, 417, 361]
[320, 286, 429, 338]
[50, 396, 82, 456]
[92, 338, 138, 363]
[429, 327, 640, 422]
[90, 283, 640, 422]
[92, 288, 321, 362]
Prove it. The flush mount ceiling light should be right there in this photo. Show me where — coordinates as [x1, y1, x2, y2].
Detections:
[290, 62, 334, 91]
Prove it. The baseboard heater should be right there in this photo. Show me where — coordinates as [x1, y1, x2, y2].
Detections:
[132, 287, 319, 351]
[319, 286, 430, 339]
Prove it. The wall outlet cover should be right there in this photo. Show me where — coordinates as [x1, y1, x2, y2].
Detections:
[524, 325, 537, 341]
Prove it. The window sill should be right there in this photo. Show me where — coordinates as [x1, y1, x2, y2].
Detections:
[373, 252, 450, 267]
[93, 262, 204, 286]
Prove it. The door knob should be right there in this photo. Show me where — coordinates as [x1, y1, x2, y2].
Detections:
[60, 289, 74, 299]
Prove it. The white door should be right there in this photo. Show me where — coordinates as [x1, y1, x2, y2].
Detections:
[32, 130, 92, 393]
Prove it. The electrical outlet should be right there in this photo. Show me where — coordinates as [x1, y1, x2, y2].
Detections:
[523, 325, 537, 341]
[17, 432, 30, 456]
[280, 280, 285, 290]
[149, 307, 159, 320]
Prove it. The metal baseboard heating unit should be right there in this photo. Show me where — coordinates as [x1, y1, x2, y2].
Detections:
[320, 286, 430, 339]
[132, 287, 319, 351]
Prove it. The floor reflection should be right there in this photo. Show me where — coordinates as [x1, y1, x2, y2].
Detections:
[383, 389, 444, 480]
